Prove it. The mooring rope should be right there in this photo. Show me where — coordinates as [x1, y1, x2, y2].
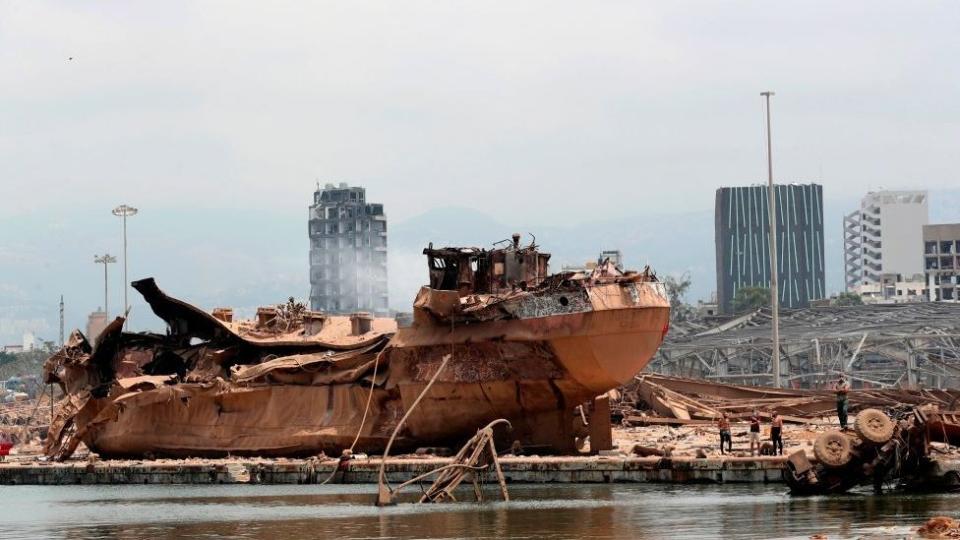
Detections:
[318, 352, 383, 486]
[376, 352, 452, 499]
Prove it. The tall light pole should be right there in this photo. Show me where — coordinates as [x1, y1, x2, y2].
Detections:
[112, 204, 138, 326]
[94, 253, 116, 317]
[761, 91, 781, 388]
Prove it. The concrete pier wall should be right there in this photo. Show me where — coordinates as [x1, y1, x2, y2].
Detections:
[0, 456, 788, 486]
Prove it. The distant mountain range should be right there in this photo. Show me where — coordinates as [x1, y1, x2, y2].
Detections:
[2, 188, 958, 344]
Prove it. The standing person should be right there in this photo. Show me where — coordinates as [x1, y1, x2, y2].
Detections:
[834, 375, 850, 430]
[717, 413, 732, 455]
[749, 409, 762, 456]
[0, 431, 11, 462]
[770, 412, 784, 456]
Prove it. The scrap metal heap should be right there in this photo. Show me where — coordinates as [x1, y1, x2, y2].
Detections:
[43, 234, 670, 460]
[619, 374, 960, 423]
[785, 406, 960, 495]
[612, 374, 960, 494]
[43, 278, 395, 460]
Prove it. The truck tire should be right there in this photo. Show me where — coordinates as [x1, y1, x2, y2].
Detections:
[855, 408, 894, 444]
[814, 431, 852, 468]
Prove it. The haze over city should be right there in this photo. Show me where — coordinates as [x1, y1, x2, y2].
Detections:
[2, 2, 958, 343]
[8, 4, 960, 536]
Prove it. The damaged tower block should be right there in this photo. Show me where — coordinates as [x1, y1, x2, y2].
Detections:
[43, 235, 670, 460]
[211, 308, 233, 323]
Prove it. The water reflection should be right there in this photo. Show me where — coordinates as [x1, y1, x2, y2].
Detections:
[0, 483, 955, 539]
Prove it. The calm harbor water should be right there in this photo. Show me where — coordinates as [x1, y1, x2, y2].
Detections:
[0, 483, 954, 539]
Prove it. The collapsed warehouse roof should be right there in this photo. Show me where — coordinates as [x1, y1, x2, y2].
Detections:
[669, 303, 960, 342]
[651, 303, 960, 388]
[619, 373, 960, 423]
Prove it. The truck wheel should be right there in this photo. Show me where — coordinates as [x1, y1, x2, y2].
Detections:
[855, 408, 894, 444]
[814, 431, 852, 467]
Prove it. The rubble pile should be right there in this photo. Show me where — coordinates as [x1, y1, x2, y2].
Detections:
[611, 422, 827, 458]
[0, 394, 53, 448]
[617, 374, 960, 423]
[918, 517, 960, 538]
[606, 374, 960, 485]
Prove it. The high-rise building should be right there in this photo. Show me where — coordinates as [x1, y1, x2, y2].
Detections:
[308, 183, 388, 316]
[715, 183, 825, 314]
[21, 332, 37, 352]
[843, 190, 928, 291]
[923, 223, 960, 302]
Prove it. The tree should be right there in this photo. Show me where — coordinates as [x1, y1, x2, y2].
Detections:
[835, 292, 864, 306]
[662, 273, 694, 321]
[732, 286, 771, 313]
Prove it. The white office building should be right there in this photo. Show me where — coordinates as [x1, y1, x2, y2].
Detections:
[844, 190, 928, 291]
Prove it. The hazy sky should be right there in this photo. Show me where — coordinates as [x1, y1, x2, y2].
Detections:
[2, 2, 958, 224]
[1, 2, 959, 343]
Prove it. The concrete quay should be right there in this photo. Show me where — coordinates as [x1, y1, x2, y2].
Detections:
[0, 455, 789, 486]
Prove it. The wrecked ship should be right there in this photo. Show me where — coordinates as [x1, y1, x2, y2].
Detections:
[43, 235, 670, 459]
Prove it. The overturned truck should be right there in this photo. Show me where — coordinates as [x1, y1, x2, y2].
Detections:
[786, 406, 960, 495]
[44, 235, 670, 459]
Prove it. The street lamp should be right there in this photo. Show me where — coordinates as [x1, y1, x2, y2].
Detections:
[94, 254, 116, 318]
[761, 91, 781, 388]
[112, 204, 138, 325]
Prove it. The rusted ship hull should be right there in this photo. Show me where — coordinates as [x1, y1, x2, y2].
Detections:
[44, 237, 669, 459]
[73, 302, 666, 457]
[389, 299, 669, 451]
[83, 384, 395, 458]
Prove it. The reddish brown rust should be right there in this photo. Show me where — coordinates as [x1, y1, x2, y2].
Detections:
[43, 236, 670, 460]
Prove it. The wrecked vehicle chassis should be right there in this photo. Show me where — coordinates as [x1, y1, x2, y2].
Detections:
[784, 406, 960, 495]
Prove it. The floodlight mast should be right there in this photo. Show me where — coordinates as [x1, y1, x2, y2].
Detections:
[94, 253, 116, 318]
[111, 204, 138, 326]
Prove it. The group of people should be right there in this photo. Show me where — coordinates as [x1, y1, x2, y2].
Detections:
[716, 374, 852, 456]
[716, 409, 783, 456]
